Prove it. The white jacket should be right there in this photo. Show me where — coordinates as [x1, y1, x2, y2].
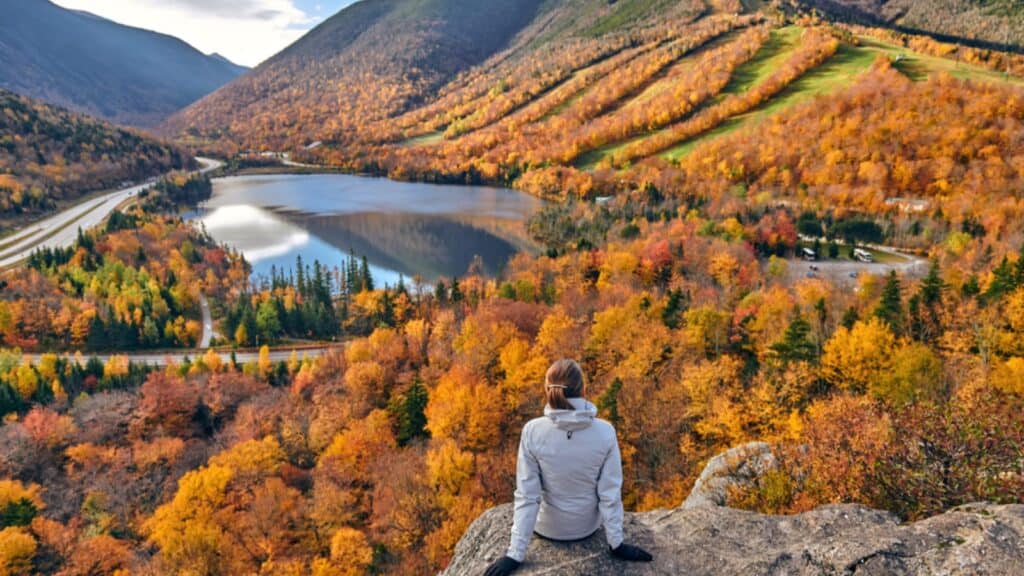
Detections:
[506, 397, 624, 562]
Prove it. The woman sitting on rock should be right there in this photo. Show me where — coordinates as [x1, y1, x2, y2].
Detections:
[485, 359, 653, 575]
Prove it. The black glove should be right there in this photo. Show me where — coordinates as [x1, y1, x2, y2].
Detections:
[484, 556, 521, 576]
[610, 542, 653, 562]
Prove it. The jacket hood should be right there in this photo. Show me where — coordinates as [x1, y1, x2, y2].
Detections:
[544, 397, 597, 431]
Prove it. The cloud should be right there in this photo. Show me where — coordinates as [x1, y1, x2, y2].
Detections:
[154, 0, 306, 21]
[51, 0, 322, 66]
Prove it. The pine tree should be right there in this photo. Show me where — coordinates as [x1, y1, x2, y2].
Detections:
[434, 280, 447, 304]
[841, 306, 860, 330]
[390, 381, 429, 446]
[1016, 245, 1024, 286]
[661, 289, 687, 329]
[962, 275, 981, 297]
[770, 313, 818, 363]
[360, 256, 374, 292]
[449, 278, 463, 303]
[597, 379, 623, 426]
[828, 240, 840, 259]
[875, 271, 903, 335]
[295, 255, 306, 298]
[919, 260, 944, 306]
[985, 256, 1016, 301]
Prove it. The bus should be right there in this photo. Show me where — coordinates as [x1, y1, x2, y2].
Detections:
[853, 248, 874, 263]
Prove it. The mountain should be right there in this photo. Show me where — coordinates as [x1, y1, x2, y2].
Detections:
[208, 53, 250, 77]
[0, 89, 190, 226]
[162, 0, 707, 148]
[0, 0, 249, 127]
[789, 0, 1024, 49]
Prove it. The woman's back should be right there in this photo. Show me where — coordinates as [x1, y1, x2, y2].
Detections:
[520, 398, 619, 542]
[486, 359, 651, 576]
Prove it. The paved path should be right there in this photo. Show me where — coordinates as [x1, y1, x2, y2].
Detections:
[0, 157, 223, 268]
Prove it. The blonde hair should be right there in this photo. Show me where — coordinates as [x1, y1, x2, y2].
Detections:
[545, 359, 585, 410]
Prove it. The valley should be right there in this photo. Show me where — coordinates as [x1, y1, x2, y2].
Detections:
[2, 1, 1024, 575]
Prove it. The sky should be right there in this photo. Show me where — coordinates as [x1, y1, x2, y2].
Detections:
[51, 0, 361, 67]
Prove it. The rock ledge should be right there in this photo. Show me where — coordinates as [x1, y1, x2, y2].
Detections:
[442, 443, 1024, 575]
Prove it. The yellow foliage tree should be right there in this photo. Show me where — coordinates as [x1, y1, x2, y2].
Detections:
[328, 527, 373, 576]
[874, 342, 945, 406]
[0, 528, 36, 576]
[208, 436, 286, 480]
[992, 357, 1024, 395]
[425, 366, 502, 452]
[144, 465, 234, 575]
[821, 317, 896, 393]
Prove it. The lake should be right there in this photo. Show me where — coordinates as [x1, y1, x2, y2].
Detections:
[195, 174, 544, 287]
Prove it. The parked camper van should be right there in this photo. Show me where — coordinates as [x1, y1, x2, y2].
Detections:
[853, 248, 874, 263]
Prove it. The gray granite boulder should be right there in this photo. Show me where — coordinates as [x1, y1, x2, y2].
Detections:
[442, 442, 1024, 575]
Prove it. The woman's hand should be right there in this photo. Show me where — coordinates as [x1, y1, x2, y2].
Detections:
[484, 555, 522, 576]
[610, 542, 653, 562]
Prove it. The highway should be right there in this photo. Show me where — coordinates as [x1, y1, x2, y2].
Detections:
[0, 157, 223, 268]
[3, 157, 344, 366]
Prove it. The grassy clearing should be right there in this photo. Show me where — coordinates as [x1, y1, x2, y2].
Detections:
[661, 41, 877, 159]
[855, 36, 1024, 85]
[659, 36, 1024, 160]
[399, 131, 444, 147]
[619, 30, 744, 113]
[717, 26, 803, 98]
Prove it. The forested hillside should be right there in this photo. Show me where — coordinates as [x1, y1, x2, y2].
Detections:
[0, 0, 247, 126]
[788, 0, 1024, 48]
[5, 1, 1024, 575]
[0, 90, 191, 227]
[162, 0, 708, 148]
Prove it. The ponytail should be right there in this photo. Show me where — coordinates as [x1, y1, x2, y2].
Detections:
[545, 359, 585, 410]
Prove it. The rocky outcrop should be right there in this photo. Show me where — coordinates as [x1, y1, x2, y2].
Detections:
[442, 443, 1024, 575]
[682, 441, 776, 509]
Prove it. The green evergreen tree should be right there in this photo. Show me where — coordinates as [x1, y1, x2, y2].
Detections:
[449, 278, 463, 303]
[596, 379, 623, 426]
[661, 289, 687, 329]
[770, 312, 818, 363]
[919, 260, 945, 306]
[360, 256, 374, 292]
[962, 275, 981, 298]
[985, 256, 1017, 301]
[841, 306, 860, 330]
[875, 270, 903, 334]
[434, 280, 447, 304]
[390, 381, 429, 446]
[828, 240, 840, 259]
[1016, 246, 1024, 286]
[1, 498, 38, 528]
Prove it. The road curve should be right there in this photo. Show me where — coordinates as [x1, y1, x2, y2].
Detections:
[61, 345, 343, 367]
[3, 157, 342, 366]
[198, 294, 215, 349]
[0, 157, 223, 268]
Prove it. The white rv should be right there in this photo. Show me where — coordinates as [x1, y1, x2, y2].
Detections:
[853, 248, 874, 263]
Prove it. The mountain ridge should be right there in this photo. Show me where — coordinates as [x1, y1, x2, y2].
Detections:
[0, 0, 248, 127]
[161, 0, 707, 148]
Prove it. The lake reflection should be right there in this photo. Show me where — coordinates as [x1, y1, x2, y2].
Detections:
[196, 174, 543, 285]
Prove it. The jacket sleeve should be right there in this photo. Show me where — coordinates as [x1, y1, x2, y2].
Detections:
[596, 432, 624, 549]
[507, 424, 542, 562]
